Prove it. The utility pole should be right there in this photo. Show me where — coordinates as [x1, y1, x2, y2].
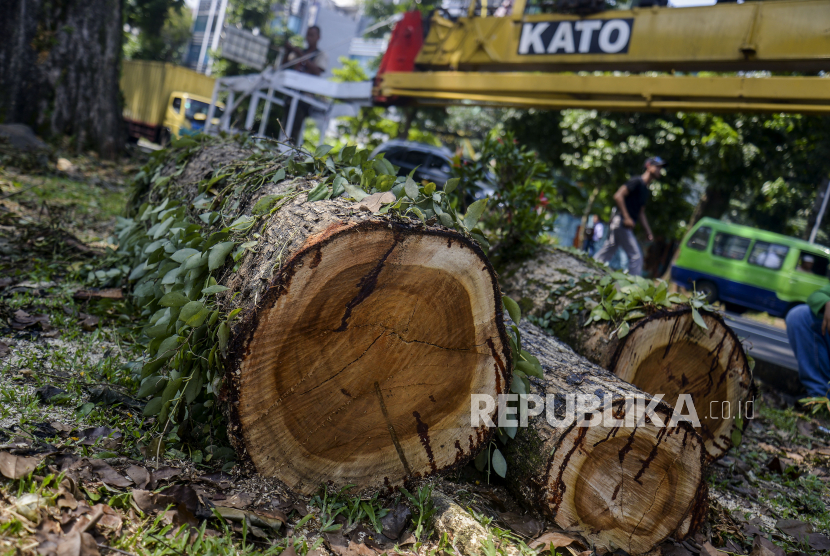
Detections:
[809, 177, 830, 243]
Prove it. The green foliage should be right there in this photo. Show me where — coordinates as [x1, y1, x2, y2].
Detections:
[457, 131, 574, 265]
[399, 484, 436, 542]
[125, 2, 191, 62]
[309, 485, 390, 535]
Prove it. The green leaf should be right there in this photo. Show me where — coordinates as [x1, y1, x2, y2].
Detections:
[618, 321, 630, 338]
[171, 248, 199, 263]
[153, 217, 174, 240]
[491, 448, 507, 478]
[731, 427, 742, 448]
[424, 182, 436, 195]
[344, 182, 367, 202]
[209, 242, 235, 271]
[202, 285, 229, 295]
[332, 175, 346, 197]
[157, 335, 180, 356]
[502, 296, 521, 324]
[510, 376, 527, 395]
[437, 213, 454, 228]
[184, 371, 204, 404]
[404, 176, 419, 200]
[307, 182, 330, 202]
[271, 168, 285, 183]
[218, 322, 230, 356]
[474, 449, 488, 472]
[463, 198, 488, 230]
[143, 397, 163, 416]
[137, 376, 167, 398]
[444, 178, 459, 195]
[180, 301, 209, 327]
[691, 308, 708, 330]
[252, 195, 281, 215]
[314, 144, 334, 158]
[516, 360, 542, 380]
[159, 292, 190, 307]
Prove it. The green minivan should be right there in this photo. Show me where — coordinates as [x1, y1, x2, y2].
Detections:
[671, 217, 830, 317]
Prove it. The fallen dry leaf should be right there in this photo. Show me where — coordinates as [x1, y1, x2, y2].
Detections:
[0, 341, 9, 358]
[808, 533, 830, 551]
[751, 536, 785, 556]
[163, 503, 199, 528]
[89, 460, 132, 488]
[125, 465, 150, 489]
[700, 542, 728, 556]
[78, 314, 100, 331]
[132, 490, 178, 514]
[0, 451, 40, 479]
[776, 519, 812, 542]
[223, 492, 254, 509]
[499, 511, 543, 538]
[55, 530, 100, 556]
[530, 531, 577, 550]
[357, 191, 396, 213]
[73, 288, 123, 300]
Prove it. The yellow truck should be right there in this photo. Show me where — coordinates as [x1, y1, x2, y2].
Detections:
[121, 60, 224, 144]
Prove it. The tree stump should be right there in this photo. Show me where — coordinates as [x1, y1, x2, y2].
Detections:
[505, 323, 707, 555]
[139, 142, 512, 495]
[501, 247, 752, 461]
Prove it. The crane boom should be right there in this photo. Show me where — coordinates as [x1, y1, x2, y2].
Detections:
[374, 1, 830, 113]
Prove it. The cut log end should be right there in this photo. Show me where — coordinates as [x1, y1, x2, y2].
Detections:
[229, 220, 510, 494]
[611, 308, 753, 461]
[547, 411, 706, 554]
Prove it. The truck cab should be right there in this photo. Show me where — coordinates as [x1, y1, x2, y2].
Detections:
[162, 92, 224, 143]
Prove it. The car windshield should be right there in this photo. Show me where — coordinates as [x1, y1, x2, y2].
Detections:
[185, 99, 224, 123]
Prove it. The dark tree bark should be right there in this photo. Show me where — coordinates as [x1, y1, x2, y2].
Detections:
[0, 0, 124, 158]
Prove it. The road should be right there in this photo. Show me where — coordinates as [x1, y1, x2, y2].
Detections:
[723, 313, 798, 371]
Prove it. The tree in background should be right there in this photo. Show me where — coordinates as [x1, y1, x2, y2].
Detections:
[0, 0, 124, 158]
[125, 0, 191, 62]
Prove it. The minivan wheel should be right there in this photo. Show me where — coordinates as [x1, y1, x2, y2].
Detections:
[695, 280, 718, 304]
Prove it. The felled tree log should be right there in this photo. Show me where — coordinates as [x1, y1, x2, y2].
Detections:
[501, 247, 752, 461]
[504, 323, 707, 555]
[135, 141, 511, 495]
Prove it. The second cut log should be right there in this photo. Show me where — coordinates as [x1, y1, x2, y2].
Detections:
[501, 247, 753, 461]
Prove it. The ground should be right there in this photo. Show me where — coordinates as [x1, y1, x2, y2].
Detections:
[0, 152, 829, 556]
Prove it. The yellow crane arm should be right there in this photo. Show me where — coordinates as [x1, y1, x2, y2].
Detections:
[375, 1, 830, 113]
[417, 0, 830, 72]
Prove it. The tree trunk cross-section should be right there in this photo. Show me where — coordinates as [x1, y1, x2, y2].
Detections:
[228, 220, 510, 494]
[501, 247, 753, 461]
[506, 323, 707, 555]
[157, 143, 512, 495]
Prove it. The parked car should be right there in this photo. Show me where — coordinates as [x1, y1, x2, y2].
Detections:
[370, 140, 494, 200]
[671, 217, 830, 317]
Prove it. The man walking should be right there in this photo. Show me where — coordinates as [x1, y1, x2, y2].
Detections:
[594, 157, 663, 276]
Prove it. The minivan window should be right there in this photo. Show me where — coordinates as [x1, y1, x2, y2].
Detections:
[797, 251, 830, 277]
[687, 226, 711, 251]
[172, 97, 182, 114]
[748, 241, 789, 270]
[712, 232, 751, 261]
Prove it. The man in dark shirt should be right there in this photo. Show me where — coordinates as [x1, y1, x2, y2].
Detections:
[594, 157, 663, 275]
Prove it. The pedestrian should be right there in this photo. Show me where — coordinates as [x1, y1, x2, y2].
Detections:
[594, 157, 662, 275]
[785, 286, 830, 398]
[583, 215, 603, 256]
